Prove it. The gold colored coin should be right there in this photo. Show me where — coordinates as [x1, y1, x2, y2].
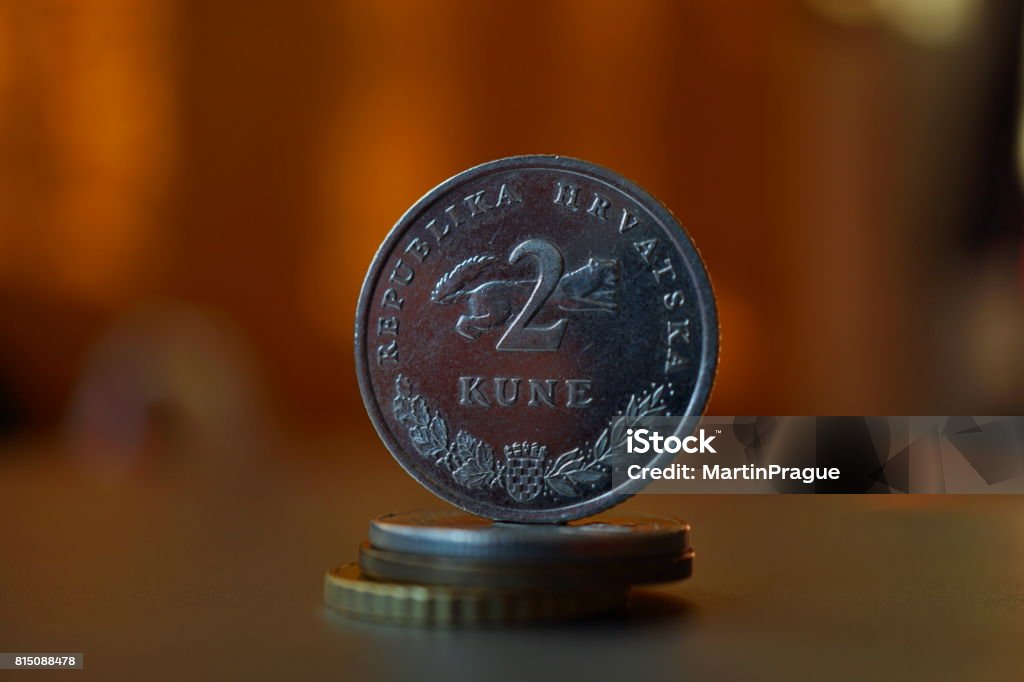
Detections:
[323, 564, 628, 627]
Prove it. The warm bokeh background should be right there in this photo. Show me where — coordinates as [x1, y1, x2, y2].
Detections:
[1, 0, 1022, 448]
[2, 6, 1024, 677]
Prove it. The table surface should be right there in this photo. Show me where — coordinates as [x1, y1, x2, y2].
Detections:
[2, 430, 1022, 681]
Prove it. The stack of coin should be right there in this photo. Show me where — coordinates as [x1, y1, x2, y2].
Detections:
[332, 157, 718, 626]
[324, 511, 693, 626]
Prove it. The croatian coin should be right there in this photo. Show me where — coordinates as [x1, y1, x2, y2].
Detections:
[358, 542, 693, 590]
[369, 510, 689, 560]
[356, 156, 718, 522]
[323, 564, 628, 626]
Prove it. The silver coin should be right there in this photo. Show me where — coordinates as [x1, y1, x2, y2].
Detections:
[358, 541, 693, 590]
[368, 510, 689, 561]
[356, 156, 718, 522]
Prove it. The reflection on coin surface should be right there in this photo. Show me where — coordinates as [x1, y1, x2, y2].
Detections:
[358, 542, 693, 589]
[369, 510, 689, 560]
[356, 156, 718, 522]
[323, 564, 627, 626]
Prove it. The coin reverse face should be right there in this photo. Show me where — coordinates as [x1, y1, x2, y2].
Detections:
[356, 156, 717, 522]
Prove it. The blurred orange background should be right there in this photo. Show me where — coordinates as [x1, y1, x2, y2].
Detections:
[0, 0, 1022, 444]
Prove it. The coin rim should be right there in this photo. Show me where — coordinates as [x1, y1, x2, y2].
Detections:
[323, 563, 629, 626]
[358, 541, 694, 589]
[355, 155, 719, 522]
[368, 510, 690, 560]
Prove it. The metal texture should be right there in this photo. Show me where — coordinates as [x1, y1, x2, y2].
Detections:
[356, 156, 718, 522]
[323, 564, 628, 626]
[358, 542, 693, 590]
[368, 510, 689, 560]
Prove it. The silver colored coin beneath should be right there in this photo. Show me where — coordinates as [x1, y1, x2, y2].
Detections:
[323, 564, 628, 626]
[356, 155, 718, 522]
[358, 541, 693, 590]
[368, 510, 689, 561]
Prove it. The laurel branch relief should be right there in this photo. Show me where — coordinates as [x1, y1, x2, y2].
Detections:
[392, 374, 668, 502]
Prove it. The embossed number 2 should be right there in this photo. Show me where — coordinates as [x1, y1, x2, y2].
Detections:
[496, 239, 568, 352]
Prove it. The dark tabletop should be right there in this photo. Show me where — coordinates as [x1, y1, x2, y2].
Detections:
[2, 430, 1022, 681]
